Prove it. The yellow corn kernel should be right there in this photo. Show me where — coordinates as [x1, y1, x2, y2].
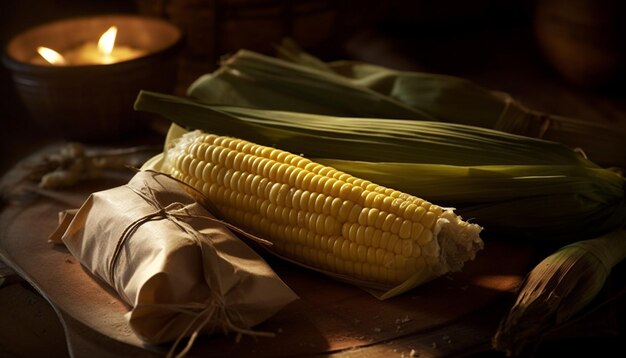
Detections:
[165, 131, 483, 288]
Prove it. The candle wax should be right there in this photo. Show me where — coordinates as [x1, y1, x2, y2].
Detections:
[65, 42, 146, 65]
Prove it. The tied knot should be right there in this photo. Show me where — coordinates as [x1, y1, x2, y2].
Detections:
[105, 173, 275, 358]
[157, 202, 191, 221]
[108, 183, 206, 286]
[108, 174, 271, 286]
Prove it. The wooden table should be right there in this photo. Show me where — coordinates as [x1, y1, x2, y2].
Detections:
[0, 142, 624, 358]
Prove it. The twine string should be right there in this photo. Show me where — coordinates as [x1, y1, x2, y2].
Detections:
[107, 172, 275, 357]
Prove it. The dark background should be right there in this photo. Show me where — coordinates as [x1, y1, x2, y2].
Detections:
[2, 0, 625, 175]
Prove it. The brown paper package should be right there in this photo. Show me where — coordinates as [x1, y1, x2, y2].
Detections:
[49, 170, 298, 345]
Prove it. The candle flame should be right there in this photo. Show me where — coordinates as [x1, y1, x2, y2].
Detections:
[37, 46, 67, 65]
[98, 26, 117, 57]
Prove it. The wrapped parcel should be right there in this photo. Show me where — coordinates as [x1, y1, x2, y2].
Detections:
[50, 170, 298, 344]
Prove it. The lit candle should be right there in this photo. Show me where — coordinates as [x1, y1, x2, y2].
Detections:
[35, 47, 67, 65]
[33, 26, 146, 66]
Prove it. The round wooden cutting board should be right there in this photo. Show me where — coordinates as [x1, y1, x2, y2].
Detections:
[0, 147, 532, 357]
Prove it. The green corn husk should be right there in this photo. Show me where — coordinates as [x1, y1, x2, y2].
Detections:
[136, 91, 591, 168]
[187, 40, 626, 169]
[316, 160, 626, 240]
[133, 91, 626, 242]
[493, 229, 626, 356]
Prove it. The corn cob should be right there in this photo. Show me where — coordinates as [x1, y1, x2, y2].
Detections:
[164, 130, 483, 293]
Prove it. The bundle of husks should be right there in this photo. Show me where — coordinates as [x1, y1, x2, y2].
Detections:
[186, 39, 626, 170]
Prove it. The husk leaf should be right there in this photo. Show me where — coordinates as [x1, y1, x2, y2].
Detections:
[493, 229, 626, 356]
